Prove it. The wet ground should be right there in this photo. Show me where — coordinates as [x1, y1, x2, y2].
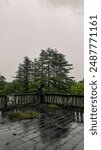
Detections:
[0, 105, 84, 150]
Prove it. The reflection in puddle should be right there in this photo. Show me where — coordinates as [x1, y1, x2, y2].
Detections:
[38, 113, 71, 143]
[35, 107, 84, 148]
[0, 111, 2, 122]
[75, 111, 84, 123]
[0, 105, 84, 124]
[0, 106, 84, 150]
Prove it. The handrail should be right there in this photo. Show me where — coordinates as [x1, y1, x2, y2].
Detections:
[0, 93, 84, 110]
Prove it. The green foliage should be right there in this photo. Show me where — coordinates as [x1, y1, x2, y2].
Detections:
[0, 74, 6, 90]
[0, 81, 24, 94]
[0, 48, 84, 95]
[32, 48, 74, 92]
[15, 56, 32, 92]
[48, 104, 61, 108]
[8, 111, 38, 121]
[68, 80, 84, 95]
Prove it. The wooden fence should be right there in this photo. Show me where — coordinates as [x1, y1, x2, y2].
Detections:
[0, 93, 84, 110]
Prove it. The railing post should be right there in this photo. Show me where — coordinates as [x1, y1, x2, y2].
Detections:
[0, 93, 84, 110]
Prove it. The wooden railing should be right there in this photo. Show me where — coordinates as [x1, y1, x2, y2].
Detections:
[0, 93, 84, 110]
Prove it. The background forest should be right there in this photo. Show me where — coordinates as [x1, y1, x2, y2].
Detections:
[0, 48, 84, 95]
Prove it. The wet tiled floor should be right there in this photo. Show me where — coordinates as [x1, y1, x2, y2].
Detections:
[0, 106, 84, 150]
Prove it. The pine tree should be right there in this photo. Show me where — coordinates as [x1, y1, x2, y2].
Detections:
[15, 57, 32, 92]
[32, 48, 74, 92]
[14, 48, 74, 93]
[0, 73, 6, 90]
[31, 58, 40, 88]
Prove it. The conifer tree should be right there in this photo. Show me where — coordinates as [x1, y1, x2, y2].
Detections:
[15, 57, 32, 92]
[32, 48, 74, 92]
[0, 73, 6, 90]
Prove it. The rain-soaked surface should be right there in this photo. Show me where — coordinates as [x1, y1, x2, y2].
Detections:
[0, 105, 84, 150]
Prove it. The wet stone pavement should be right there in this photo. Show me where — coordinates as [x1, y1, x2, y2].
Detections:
[0, 105, 84, 150]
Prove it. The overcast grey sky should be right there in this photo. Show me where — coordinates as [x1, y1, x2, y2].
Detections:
[0, 0, 84, 82]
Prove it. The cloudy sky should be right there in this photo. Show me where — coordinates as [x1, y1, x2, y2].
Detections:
[0, 0, 84, 82]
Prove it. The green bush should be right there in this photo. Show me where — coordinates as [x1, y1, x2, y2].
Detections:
[8, 111, 38, 121]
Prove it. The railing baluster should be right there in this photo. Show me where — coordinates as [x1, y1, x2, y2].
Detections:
[0, 93, 84, 111]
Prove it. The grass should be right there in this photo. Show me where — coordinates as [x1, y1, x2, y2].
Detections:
[8, 111, 38, 121]
[48, 104, 61, 108]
